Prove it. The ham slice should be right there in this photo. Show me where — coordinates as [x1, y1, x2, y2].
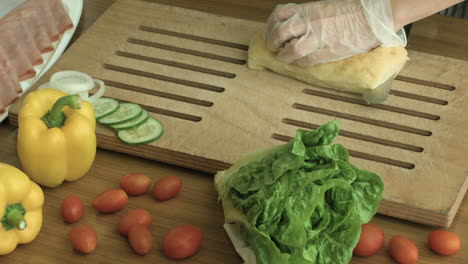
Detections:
[5, 5, 54, 53]
[0, 50, 22, 94]
[47, 0, 74, 34]
[0, 18, 43, 66]
[15, 0, 61, 42]
[0, 0, 75, 110]
[5, 0, 74, 45]
[0, 43, 36, 82]
[0, 65, 20, 114]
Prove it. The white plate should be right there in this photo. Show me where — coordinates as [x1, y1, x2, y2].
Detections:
[0, 0, 83, 123]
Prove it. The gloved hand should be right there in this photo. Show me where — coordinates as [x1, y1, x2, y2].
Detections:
[265, 0, 407, 66]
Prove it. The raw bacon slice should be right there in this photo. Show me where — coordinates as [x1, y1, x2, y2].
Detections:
[5, 5, 54, 53]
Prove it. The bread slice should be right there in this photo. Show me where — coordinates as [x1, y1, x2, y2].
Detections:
[247, 32, 408, 97]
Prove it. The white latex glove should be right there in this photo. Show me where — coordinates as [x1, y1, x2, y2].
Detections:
[265, 0, 407, 66]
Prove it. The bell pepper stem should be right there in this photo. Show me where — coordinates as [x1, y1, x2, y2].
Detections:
[6, 209, 27, 230]
[42, 94, 82, 128]
[1, 203, 27, 231]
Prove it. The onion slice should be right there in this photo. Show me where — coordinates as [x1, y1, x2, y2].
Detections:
[37, 71, 105, 102]
[88, 78, 105, 103]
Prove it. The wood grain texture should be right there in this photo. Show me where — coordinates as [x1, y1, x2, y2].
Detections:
[1, 120, 467, 263]
[0, 124, 241, 264]
[9, 0, 468, 228]
[407, 14, 468, 61]
[1, 0, 467, 263]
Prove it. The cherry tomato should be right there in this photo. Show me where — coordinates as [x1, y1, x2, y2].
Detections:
[93, 189, 128, 213]
[389, 235, 418, 264]
[128, 225, 153, 255]
[353, 223, 385, 256]
[428, 230, 461, 256]
[69, 224, 97, 254]
[164, 225, 203, 259]
[152, 175, 183, 201]
[120, 173, 152, 195]
[119, 208, 153, 236]
[61, 195, 84, 223]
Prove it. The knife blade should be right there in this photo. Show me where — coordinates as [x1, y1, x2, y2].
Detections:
[362, 74, 396, 104]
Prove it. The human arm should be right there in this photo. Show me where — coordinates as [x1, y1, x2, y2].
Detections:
[265, 0, 465, 66]
[391, 0, 464, 30]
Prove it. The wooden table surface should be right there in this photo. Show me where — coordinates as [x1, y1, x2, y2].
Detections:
[1, 0, 467, 263]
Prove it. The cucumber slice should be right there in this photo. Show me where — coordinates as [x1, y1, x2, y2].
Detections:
[111, 109, 149, 130]
[117, 117, 163, 145]
[92, 97, 120, 120]
[98, 103, 142, 125]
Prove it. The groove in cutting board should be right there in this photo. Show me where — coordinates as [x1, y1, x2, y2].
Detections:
[302, 89, 441, 120]
[128, 38, 246, 65]
[115, 51, 236, 78]
[103, 64, 226, 92]
[102, 80, 214, 107]
[282, 118, 424, 152]
[298, 85, 449, 106]
[395, 75, 456, 90]
[139, 26, 249, 50]
[143, 107, 201, 122]
[271, 133, 416, 169]
[121, 101, 202, 122]
[390, 90, 449, 105]
[293, 103, 433, 136]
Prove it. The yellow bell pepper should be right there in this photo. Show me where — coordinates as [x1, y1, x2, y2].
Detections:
[0, 162, 44, 255]
[17, 88, 97, 188]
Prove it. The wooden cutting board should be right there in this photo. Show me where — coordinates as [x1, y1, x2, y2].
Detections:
[9, 0, 468, 228]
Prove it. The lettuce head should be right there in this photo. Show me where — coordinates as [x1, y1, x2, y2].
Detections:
[214, 120, 384, 264]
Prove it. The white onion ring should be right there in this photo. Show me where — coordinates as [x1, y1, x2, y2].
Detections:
[37, 71, 105, 102]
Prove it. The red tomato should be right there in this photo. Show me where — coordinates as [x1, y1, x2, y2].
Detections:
[152, 175, 183, 201]
[128, 225, 153, 255]
[120, 173, 152, 195]
[119, 208, 153, 236]
[353, 223, 385, 256]
[69, 225, 97, 254]
[93, 189, 128, 213]
[428, 230, 461, 255]
[389, 235, 418, 264]
[164, 225, 203, 259]
[61, 195, 84, 223]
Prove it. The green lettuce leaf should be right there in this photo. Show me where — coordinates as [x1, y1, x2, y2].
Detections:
[224, 120, 384, 264]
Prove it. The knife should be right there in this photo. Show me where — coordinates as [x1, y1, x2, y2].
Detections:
[362, 74, 396, 104]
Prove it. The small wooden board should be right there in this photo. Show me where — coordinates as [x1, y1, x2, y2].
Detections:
[9, 0, 468, 227]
